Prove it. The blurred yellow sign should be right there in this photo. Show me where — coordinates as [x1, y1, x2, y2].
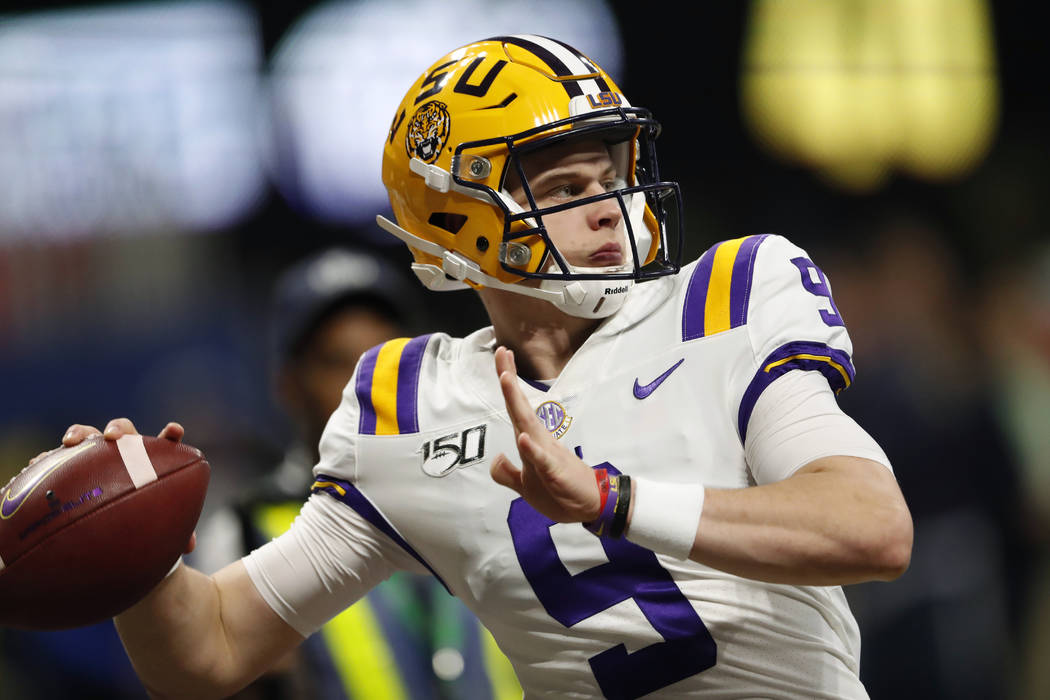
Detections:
[741, 0, 998, 191]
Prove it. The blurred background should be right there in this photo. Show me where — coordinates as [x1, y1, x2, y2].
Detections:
[0, 1, 1047, 698]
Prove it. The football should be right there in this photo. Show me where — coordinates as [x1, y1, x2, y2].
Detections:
[0, 434, 210, 629]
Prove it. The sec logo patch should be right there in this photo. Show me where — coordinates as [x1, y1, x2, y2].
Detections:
[536, 400, 572, 440]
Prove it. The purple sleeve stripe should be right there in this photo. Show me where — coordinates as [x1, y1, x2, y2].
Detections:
[728, 234, 769, 329]
[311, 475, 452, 594]
[394, 334, 431, 435]
[355, 345, 381, 435]
[736, 341, 857, 442]
[681, 243, 718, 341]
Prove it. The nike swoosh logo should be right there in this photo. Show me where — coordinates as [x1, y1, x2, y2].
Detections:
[1, 442, 93, 520]
[633, 358, 685, 399]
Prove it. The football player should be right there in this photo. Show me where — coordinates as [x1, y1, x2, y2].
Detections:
[61, 35, 911, 698]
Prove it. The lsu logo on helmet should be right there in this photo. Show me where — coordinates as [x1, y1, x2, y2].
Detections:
[405, 101, 451, 164]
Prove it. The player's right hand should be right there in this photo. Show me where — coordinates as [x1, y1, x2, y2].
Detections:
[54, 418, 195, 554]
[61, 418, 185, 446]
[491, 346, 603, 524]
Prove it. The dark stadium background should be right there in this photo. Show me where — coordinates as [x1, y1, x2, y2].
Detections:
[1, 2, 1047, 698]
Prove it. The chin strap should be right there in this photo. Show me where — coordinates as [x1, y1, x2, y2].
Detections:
[375, 215, 630, 318]
[539, 267, 632, 319]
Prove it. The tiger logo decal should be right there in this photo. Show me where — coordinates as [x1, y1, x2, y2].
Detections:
[405, 101, 451, 164]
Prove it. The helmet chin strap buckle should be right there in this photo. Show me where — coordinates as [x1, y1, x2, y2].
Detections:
[441, 251, 477, 281]
[406, 251, 479, 292]
[410, 263, 469, 291]
[409, 158, 451, 193]
[563, 281, 587, 305]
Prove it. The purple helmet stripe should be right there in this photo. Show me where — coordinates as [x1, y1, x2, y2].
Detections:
[311, 475, 451, 593]
[728, 234, 770, 328]
[545, 35, 611, 92]
[491, 35, 584, 98]
[737, 341, 856, 442]
[681, 244, 718, 341]
[394, 334, 432, 435]
[355, 344, 381, 435]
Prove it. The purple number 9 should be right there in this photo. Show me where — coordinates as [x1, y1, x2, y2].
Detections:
[791, 256, 845, 327]
[507, 464, 716, 699]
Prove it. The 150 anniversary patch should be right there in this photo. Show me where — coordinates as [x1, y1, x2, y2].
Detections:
[420, 424, 487, 478]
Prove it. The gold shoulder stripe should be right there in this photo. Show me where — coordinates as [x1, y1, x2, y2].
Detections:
[371, 338, 411, 436]
[703, 236, 747, 336]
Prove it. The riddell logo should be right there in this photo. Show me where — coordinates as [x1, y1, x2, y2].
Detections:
[605, 286, 629, 295]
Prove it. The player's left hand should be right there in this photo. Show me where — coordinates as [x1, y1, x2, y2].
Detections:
[490, 346, 601, 523]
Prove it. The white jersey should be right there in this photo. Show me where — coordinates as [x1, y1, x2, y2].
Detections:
[246, 234, 876, 698]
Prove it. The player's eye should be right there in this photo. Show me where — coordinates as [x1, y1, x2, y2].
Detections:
[546, 183, 578, 200]
[603, 177, 627, 192]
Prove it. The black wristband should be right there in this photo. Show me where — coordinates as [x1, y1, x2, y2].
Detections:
[609, 474, 631, 539]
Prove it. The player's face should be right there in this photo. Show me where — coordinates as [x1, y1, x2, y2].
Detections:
[506, 139, 627, 269]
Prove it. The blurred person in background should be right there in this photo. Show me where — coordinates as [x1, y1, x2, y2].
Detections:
[975, 242, 1050, 700]
[817, 208, 1033, 700]
[191, 245, 521, 700]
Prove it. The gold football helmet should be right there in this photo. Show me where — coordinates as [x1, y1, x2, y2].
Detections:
[378, 34, 682, 318]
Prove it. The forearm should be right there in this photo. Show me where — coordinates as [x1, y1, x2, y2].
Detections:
[679, 372, 911, 585]
[115, 561, 297, 700]
[628, 457, 913, 586]
[114, 564, 238, 699]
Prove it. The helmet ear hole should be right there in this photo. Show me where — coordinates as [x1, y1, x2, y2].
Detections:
[427, 212, 467, 234]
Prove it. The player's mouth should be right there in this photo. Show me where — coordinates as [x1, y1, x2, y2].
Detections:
[588, 242, 623, 267]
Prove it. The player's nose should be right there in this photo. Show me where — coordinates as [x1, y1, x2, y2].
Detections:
[583, 186, 622, 231]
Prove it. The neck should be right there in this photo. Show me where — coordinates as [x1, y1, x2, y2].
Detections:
[478, 287, 601, 380]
